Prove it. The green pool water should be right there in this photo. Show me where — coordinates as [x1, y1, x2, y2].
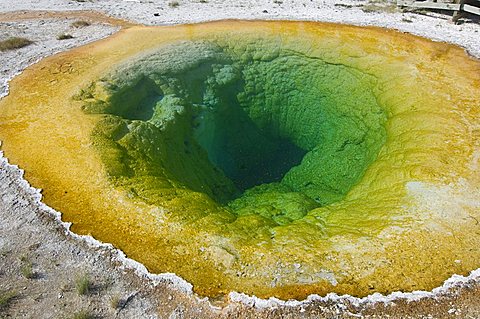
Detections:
[3, 21, 478, 299]
[78, 40, 386, 225]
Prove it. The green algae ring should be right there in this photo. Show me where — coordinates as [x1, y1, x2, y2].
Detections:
[0, 21, 479, 300]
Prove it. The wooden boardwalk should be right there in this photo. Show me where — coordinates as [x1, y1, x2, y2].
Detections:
[397, 0, 480, 21]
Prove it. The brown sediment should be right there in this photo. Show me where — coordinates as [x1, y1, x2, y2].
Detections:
[0, 10, 136, 27]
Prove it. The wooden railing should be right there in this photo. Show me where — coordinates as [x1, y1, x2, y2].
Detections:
[397, 0, 480, 21]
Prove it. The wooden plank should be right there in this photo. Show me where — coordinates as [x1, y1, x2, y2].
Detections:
[463, 4, 480, 14]
[398, 0, 480, 5]
[397, 0, 480, 17]
[452, 0, 464, 21]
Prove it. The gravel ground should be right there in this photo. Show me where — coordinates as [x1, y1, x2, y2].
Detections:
[0, 156, 161, 318]
[1, 2, 480, 318]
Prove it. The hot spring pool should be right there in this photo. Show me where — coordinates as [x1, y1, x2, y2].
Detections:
[0, 21, 479, 300]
